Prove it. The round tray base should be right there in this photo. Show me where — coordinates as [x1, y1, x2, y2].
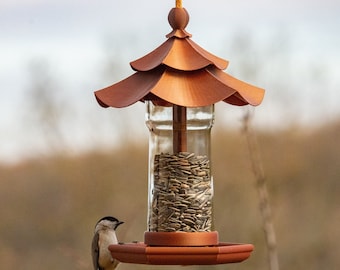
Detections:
[108, 242, 254, 265]
[144, 231, 219, 246]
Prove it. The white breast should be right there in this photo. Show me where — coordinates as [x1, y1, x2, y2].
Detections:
[98, 230, 118, 269]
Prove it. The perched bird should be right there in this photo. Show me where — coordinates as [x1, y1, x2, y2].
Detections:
[91, 216, 124, 270]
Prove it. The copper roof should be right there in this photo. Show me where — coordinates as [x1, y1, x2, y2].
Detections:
[95, 7, 265, 108]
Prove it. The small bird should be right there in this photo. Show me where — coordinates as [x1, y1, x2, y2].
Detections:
[91, 216, 124, 270]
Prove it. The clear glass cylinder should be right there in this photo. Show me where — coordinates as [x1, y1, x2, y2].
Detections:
[145, 101, 214, 232]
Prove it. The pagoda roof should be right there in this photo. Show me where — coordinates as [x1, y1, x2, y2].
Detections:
[95, 7, 264, 108]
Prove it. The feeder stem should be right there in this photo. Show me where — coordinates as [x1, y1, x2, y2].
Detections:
[173, 105, 187, 153]
[176, 0, 183, 8]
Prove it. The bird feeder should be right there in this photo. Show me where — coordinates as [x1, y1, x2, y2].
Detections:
[94, 0, 264, 265]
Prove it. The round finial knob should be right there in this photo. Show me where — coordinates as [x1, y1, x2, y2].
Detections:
[168, 8, 189, 31]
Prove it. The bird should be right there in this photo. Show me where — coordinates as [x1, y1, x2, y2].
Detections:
[91, 216, 124, 270]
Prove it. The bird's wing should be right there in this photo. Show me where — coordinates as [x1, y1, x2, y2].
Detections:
[91, 232, 102, 270]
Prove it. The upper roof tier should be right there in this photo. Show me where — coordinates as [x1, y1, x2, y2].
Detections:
[95, 7, 265, 108]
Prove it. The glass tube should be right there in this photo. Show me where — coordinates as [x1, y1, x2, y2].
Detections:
[145, 101, 214, 232]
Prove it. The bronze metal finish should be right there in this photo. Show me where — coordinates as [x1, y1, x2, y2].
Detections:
[95, 2, 264, 265]
[94, 7, 264, 109]
[108, 242, 254, 265]
[173, 105, 187, 153]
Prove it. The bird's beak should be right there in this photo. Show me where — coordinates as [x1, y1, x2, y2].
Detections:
[115, 221, 124, 229]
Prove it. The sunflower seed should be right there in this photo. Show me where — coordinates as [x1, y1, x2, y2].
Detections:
[149, 152, 213, 232]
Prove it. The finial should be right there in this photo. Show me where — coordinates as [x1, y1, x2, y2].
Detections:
[166, 7, 191, 38]
[176, 0, 183, 8]
[168, 8, 189, 31]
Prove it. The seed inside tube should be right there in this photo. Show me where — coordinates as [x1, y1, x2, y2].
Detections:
[149, 152, 213, 232]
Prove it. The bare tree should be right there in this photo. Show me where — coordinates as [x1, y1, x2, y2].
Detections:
[227, 32, 280, 270]
[242, 108, 280, 270]
[25, 59, 66, 154]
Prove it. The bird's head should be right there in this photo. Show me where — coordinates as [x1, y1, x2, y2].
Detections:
[94, 216, 124, 233]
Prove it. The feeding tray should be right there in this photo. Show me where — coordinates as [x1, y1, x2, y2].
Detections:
[109, 242, 254, 265]
[109, 231, 254, 265]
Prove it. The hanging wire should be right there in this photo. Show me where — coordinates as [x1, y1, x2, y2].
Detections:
[176, 0, 183, 8]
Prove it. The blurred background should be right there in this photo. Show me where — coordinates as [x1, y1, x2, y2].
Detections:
[0, 0, 339, 269]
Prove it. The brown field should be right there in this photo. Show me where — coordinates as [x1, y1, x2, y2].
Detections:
[1, 121, 339, 270]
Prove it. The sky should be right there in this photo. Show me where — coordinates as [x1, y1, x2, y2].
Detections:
[1, 0, 340, 163]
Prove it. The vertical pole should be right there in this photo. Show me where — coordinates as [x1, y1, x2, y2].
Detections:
[173, 105, 187, 153]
